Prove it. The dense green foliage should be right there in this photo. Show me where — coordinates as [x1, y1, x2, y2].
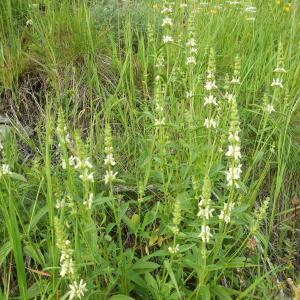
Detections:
[0, 0, 299, 299]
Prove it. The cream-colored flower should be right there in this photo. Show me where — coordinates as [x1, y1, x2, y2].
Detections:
[204, 95, 218, 106]
[226, 145, 241, 160]
[104, 170, 118, 185]
[163, 35, 174, 44]
[198, 225, 213, 243]
[271, 78, 283, 88]
[67, 279, 87, 300]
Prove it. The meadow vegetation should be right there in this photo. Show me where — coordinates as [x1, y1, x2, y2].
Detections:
[0, 0, 299, 299]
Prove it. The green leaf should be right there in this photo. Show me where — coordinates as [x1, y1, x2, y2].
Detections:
[109, 295, 135, 300]
[131, 260, 160, 273]
[212, 285, 234, 300]
[0, 241, 11, 267]
[9, 172, 27, 182]
[164, 260, 182, 300]
[27, 206, 48, 233]
[197, 285, 210, 300]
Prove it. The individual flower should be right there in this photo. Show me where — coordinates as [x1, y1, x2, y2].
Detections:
[79, 169, 94, 183]
[274, 67, 287, 73]
[104, 153, 116, 166]
[156, 103, 164, 112]
[1, 164, 12, 175]
[229, 131, 240, 142]
[245, 6, 256, 12]
[26, 19, 33, 26]
[230, 77, 240, 84]
[161, 7, 173, 14]
[186, 38, 196, 47]
[225, 93, 235, 103]
[163, 35, 174, 44]
[219, 202, 235, 224]
[271, 78, 283, 88]
[204, 95, 218, 106]
[225, 164, 242, 188]
[67, 279, 87, 300]
[186, 56, 196, 65]
[198, 225, 213, 243]
[204, 81, 217, 91]
[204, 118, 217, 128]
[190, 47, 198, 54]
[225, 145, 242, 160]
[266, 104, 275, 114]
[197, 206, 215, 219]
[186, 91, 193, 99]
[83, 193, 94, 209]
[104, 170, 118, 185]
[162, 17, 173, 27]
[168, 244, 180, 254]
[154, 118, 166, 126]
[56, 198, 66, 209]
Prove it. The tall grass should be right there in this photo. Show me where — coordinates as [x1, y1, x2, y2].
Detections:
[0, 0, 299, 299]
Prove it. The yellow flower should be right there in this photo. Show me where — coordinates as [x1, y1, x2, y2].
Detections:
[283, 4, 291, 13]
[210, 8, 217, 15]
[152, 3, 158, 10]
[275, 0, 281, 4]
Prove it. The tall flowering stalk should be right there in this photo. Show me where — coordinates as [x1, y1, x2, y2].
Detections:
[184, 9, 198, 116]
[231, 55, 241, 86]
[153, 72, 166, 128]
[103, 123, 117, 187]
[196, 175, 214, 288]
[54, 217, 87, 300]
[0, 137, 11, 179]
[57, 111, 94, 210]
[225, 97, 242, 190]
[197, 175, 214, 244]
[270, 41, 287, 112]
[161, 1, 174, 45]
[256, 43, 286, 153]
[203, 48, 218, 130]
[168, 199, 182, 255]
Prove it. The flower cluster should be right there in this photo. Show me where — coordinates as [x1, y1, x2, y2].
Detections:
[0, 139, 12, 178]
[83, 193, 94, 210]
[198, 176, 214, 243]
[104, 123, 117, 186]
[67, 280, 87, 300]
[219, 202, 235, 224]
[262, 93, 275, 114]
[171, 199, 182, 236]
[244, 2, 256, 21]
[168, 244, 180, 254]
[57, 111, 72, 148]
[225, 97, 242, 189]
[0, 163, 11, 178]
[54, 218, 75, 278]
[204, 48, 218, 129]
